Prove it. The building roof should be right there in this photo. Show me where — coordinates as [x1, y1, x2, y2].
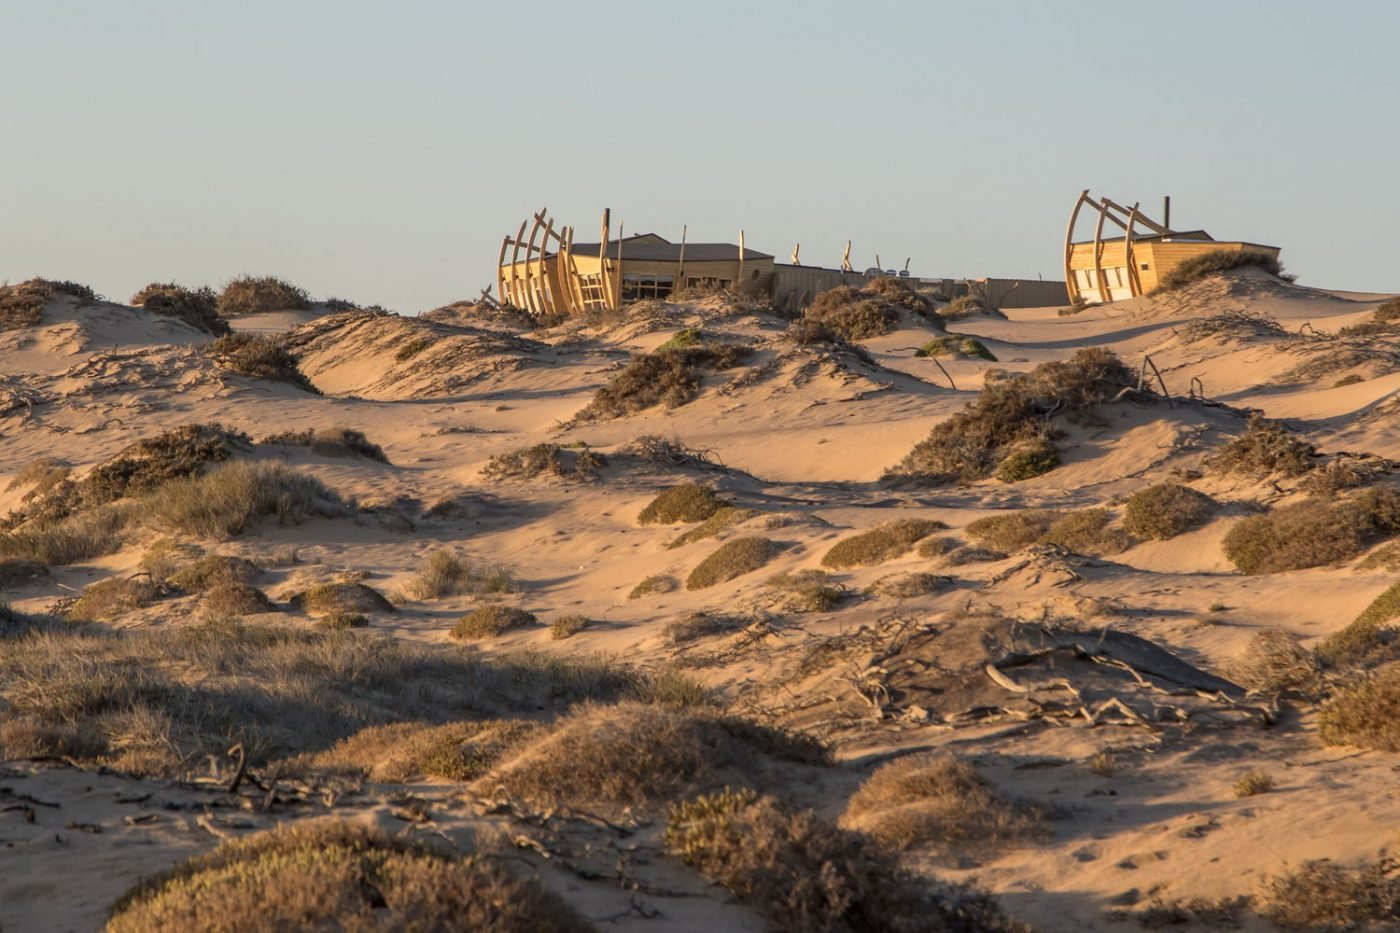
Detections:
[1072, 230, 1280, 250]
[528, 233, 773, 265]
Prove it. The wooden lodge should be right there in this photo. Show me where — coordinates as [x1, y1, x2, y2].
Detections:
[1065, 191, 1281, 304]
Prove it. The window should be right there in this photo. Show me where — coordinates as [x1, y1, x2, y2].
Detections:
[685, 276, 731, 291]
[621, 274, 674, 302]
[1140, 263, 1150, 271]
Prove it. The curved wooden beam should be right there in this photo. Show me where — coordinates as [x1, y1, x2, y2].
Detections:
[522, 209, 545, 316]
[841, 240, 852, 273]
[1123, 202, 1142, 297]
[496, 235, 510, 310]
[1091, 198, 1109, 304]
[539, 215, 558, 315]
[507, 219, 528, 308]
[1064, 189, 1089, 304]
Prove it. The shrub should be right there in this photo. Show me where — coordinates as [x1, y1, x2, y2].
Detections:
[1334, 373, 1365, 388]
[145, 461, 343, 538]
[68, 576, 161, 622]
[966, 510, 1062, 552]
[1373, 296, 1400, 323]
[1222, 488, 1400, 574]
[166, 554, 261, 592]
[5, 458, 70, 499]
[869, 572, 949, 598]
[394, 335, 433, 362]
[0, 279, 97, 331]
[106, 820, 591, 933]
[995, 441, 1060, 483]
[1208, 415, 1316, 477]
[1123, 483, 1217, 539]
[550, 614, 589, 640]
[638, 482, 726, 525]
[667, 506, 760, 548]
[202, 581, 276, 619]
[1233, 770, 1275, 797]
[1232, 629, 1321, 693]
[938, 293, 991, 320]
[317, 611, 368, 630]
[785, 317, 841, 346]
[1319, 665, 1400, 751]
[0, 503, 131, 565]
[451, 605, 537, 640]
[1039, 508, 1132, 556]
[821, 519, 947, 569]
[289, 582, 395, 617]
[840, 754, 1044, 856]
[667, 788, 1019, 933]
[0, 558, 47, 590]
[664, 611, 746, 645]
[481, 443, 605, 481]
[260, 427, 388, 463]
[629, 574, 678, 599]
[766, 570, 847, 612]
[205, 333, 318, 392]
[216, 275, 311, 317]
[1155, 249, 1291, 292]
[886, 348, 1135, 485]
[915, 536, 958, 559]
[915, 336, 997, 361]
[578, 344, 751, 421]
[1258, 853, 1400, 930]
[480, 703, 825, 815]
[130, 282, 229, 335]
[301, 719, 539, 783]
[803, 285, 900, 341]
[657, 327, 702, 350]
[686, 537, 778, 589]
[402, 551, 515, 600]
[1319, 581, 1400, 665]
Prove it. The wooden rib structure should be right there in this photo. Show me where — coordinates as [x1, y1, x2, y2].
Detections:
[1063, 191, 1173, 305]
[497, 207, 618, 318]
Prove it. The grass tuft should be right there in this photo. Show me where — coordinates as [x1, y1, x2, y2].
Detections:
[451, 605, 537, 640]
[401, 551, 515, 600]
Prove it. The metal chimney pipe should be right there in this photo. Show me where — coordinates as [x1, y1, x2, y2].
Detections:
[1163, 196, 1171, 231]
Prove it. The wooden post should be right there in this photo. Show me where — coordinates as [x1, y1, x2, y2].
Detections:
[614, 221, 624, 309]
[1090, 201, 1108, 304]
[737, 230, 745, 286]
[599, 208, 611, 310]
[791, 243, 801, 265]
[841, 240, 852, 273]
[677, 224, 687, 290]
[1063, 190, 1089, 305]
[496, 235, 510, 310]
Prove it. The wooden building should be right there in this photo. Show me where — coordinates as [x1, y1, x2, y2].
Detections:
[1065, 191, 1280, 304]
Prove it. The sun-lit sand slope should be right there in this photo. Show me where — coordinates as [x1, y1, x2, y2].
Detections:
[2, 270, 1398, 932]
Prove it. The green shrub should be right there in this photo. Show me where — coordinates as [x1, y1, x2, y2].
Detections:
[667, 506, 760, 548]
[638, 482, 726, 525]
[260, 427, 388, 463]
[804, 286, 900, 341]
[579, 344, 751, 420]
[686, 537, 778, 589]
[216, 275, 311, 317]
[820, 519, 947, 569]
[629, 574, 678, 599]
[657, 327, 702, 350]
[451, 605, 537, 640]
[205, 333, 318, 392]
[1208, 415, 1316, 477]
[938, 293, 991, 320]
[915, 336, 997, 361]
[966, 510, 1062, 551]
[401, 551, 515, 600]
[995, 441, 1060, 483]
[482, 443, 605, 481]
[145, 461, 342, 538]
[130, 282, 229, 335]
[1040, 508, 1132, 555]
[1319, 665, 1400, 751]
[1123, 483, 1217, 539]
[1155, 249, 1292, 292]
[1222, 487, 1400, 574]
[1319, 581, 1400, 665]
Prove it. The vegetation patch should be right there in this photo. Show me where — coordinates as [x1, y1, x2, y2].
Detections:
[965, 510, 1062, 552]
[300, 719, 539, 783]
[290, 581, 395, 617]
[5, 458, 71, 500]
[1155, 249, 1291, 291]
[802, 284, 902, 341]
[1319, 581, 1400, 665]
[1123, 483, 1217, 539]
[166, 554, 261, 592]
[995, 440, 1060, 483]
[482, 443, 605, 481]
[938, 293, 993, 321]
[106, 820, 591, 933]
[821, 519, 947, 569]
[0, 503, 131, 566]
[916, 336, 997, 361]
[550, 614, 589, 640]
[638, 482, 726, 525]
[451, 605, 537, 640]
[1259, 851, 1400, 931]
[870, 571, 949, 599]
[130, 282, 229, 335]
[886, 348, 1136, 485]
[686, 537, 779, 590]
[146, 460, 343, 538]
[667, 787, 1019, 933]
[68, 576, 162, 622]
[1319, 665, 1400, 751]
[579, 344, 751, 421]
[1039, 508, 1132, 556]
[1231, 629, 1321, 694]
[216, 275, 311, 317]
[663, 610, 747, 645]
[667, 506, 760, 548]
[202, 581, 277, 619]
[261, 427, 388, 463]
[1233, 770, 1275, 797]
[205, 333, 318, 392]
[0, 279, 96, 331]
[915, 536, 958, 559]
[1208, 415, 1317, 477]
[1222, 487, 1400, 574]
[766, 570, 847, 613]
[394, 335, 433, 362]
[401, 551, 515, 600]
[629, 574, 678, 600]
[841, 754, 1045, 857]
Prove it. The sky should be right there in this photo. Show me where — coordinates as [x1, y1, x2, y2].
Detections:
[2, 0, 1397, 314]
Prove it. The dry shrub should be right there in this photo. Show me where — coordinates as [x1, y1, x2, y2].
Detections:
[994, 440, 1060, 483]
[166, 554, 261, 592]
[938, 293, 992, 321]
[667, 506, 760, 548]
[1222, 487, 1400, 574]
[667, 788, 1020, 933]
[1208, 415, 1317, 477]
[5, 458, 70, 498]
[550, 614, 589, 640]
[216, 275, 311, 317]
[886, 348, 1135, 485]
[1259, 852, 1400, 930]
[1319, 581, 1400, 665]
[1233, 770, 1275, 797]
[686, 537, 779, 590]
[106, 820, 591, 933]
[394, 334, 433, 362]
[130, 282, 229, 335]
[916, 336, 997, 361]
[145, 461, 343, 538]
[619, 433, 723, 470]
[638, 482, 725, 525]
[821, 519, 947, 569]
[402, 551, 515, 600]
[916, 536, 958, 559]
[1232, 629, 1321, 693]
[767, 570, 847, 613]
[841, 754, 1044, 856]
[1039, 508, 1132, 556]
[803, 285, 901, 341]
[301, 719, 539, 782]
[1123, 483, 1217, 539]
[0, 278, 97, 330]
[629, 574, 677, 599]
[481, 443, 605, 481]
[965, 510, 1062, 552]
[1303, 456, 1386, 496]
[0, 503, 131, 566]
[663, 611, 746, 645]
[290, 582, 395, 617]
[870, 572, 949, 599]
[1358, 542, 1400, 572]
[1373, 296, 1400, 323]
[1319, 665, 1400, 751]
[578, 344, 751, 421]
[1155, 249, 1291, 291]
[317, 611, 368, 630]
[202, 582, 276, 619]
[68, 576, 161, 622]
[451, 605, 536, 640]
[261, 427, 389, 463]
[479, 702, 826, 814]
[205, 333, 318, 392]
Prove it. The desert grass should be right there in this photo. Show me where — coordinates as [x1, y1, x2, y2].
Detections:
[886, 348, 1135, 485]
[202, 582, 277, 619]
[216, 275, 311, 317]
[841, 754, 1045, 856]
[300, 719, 540, 783]
[130, 282, 228, 335]
[145, 460, 343, 538]
[578, 344, 751, 421]
[637, 482, 726, 525]
[663, 611, 746, 646]
[915, 536, 958, 559]
[869, 571, 949, 598]
[481, 443, 605, 481]
[628, 574, 678, 599]
[165, 554, 262, 592]
[0, 502, 132, 566]
[686, 537, 778, 589]
[478, 702, 826, 815]
[1222, 487, 1400, 574]
[106, 820, 591, 933]
[1122, 483, 1217, 539]
[205, 333, 318, 392]
[1319, 665, 1400, 751]
[1258, 852, 1400, 930]
[666, 506, 760, 548]
[67, 576, 162, 622]
[1231, 629, 1322, 693]
[451, 605, 537, 640]
[666, 787, 1019, 933]
[289, 581, 395, 616]
[401, 551, 515, 600]
[550, 614, 589, 640]
[965, 510, 1061, 551]
[1156, 249, 1292, 291]
[820, 518, 947, 569]
[766, 570, 847, 613]
[260, 427, 389, 463]
[394, 334, 433, 362]
[0, 278, 97, 331]
[1038, 508, 1132, 555]
[938, 293, 992, 321]
[5, 458, 70, 498]
[1318, 581, 1400, 665]
[1233, 770, 1275, 797]
[1208, 415, 1317, 477]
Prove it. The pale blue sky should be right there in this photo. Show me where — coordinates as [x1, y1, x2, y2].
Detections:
[2, 1, 1396, 312]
